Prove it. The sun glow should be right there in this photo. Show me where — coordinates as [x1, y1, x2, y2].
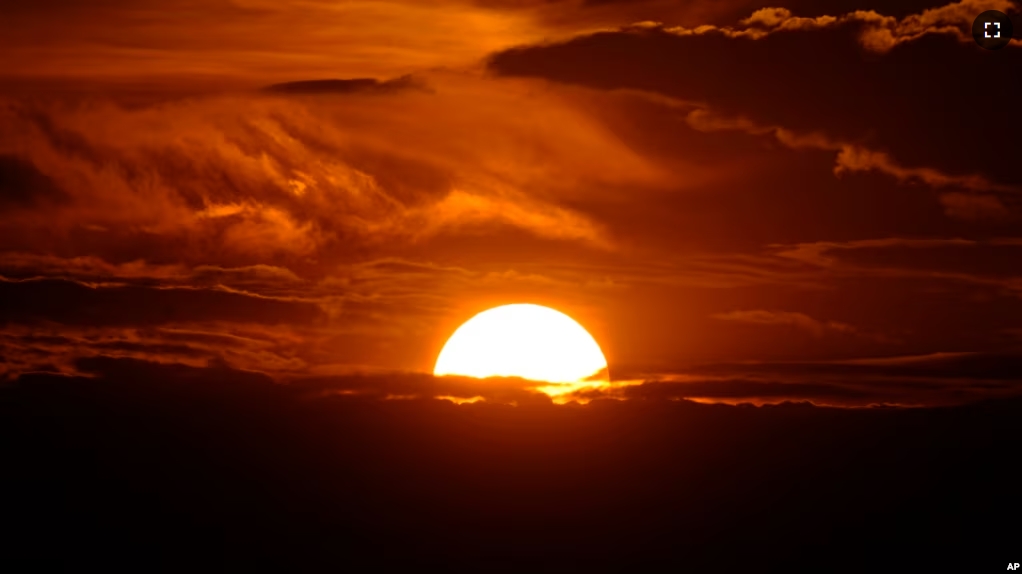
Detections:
[434, 304, 609, 386]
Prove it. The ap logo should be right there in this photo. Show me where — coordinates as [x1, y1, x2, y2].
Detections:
[1008, 563, 1020, 571]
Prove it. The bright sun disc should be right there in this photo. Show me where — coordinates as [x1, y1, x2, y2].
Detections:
[434, 304, 608, 384]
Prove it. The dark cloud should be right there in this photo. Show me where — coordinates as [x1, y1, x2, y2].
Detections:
[291, 371, 550, 404]
[600, 350, 1022, 406]
[73, 354, 278, 388]
[0, 328, 209, 359]
[692, 351, 1022, 381]
[262, 75, 427, 95]
[577, 0, 955, 16]
[489, 4, 1022, 187]
[43, 345, 1022, 410]
[793, 237, 1022, 277]
[88, 340, 213, 358]
[619, 378, 877, 401]
[3, 356, 1018, 570]
[0, 154, 67, 207]
[761, 0, 958, 17]
[0, 277, 325, 327]
[712, 309, 860, 337]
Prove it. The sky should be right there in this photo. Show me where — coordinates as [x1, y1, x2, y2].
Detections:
[1, 0, 1021, 407]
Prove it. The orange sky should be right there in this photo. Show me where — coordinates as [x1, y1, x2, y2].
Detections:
[1, 0, 1020, 406]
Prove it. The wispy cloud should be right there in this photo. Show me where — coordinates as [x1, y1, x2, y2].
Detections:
[684, 107, 1018, 219]
[712, 309, 859, 337]
[0, 72, 675, 269]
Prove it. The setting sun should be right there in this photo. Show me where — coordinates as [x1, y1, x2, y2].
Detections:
[434, 304, 608, 384]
